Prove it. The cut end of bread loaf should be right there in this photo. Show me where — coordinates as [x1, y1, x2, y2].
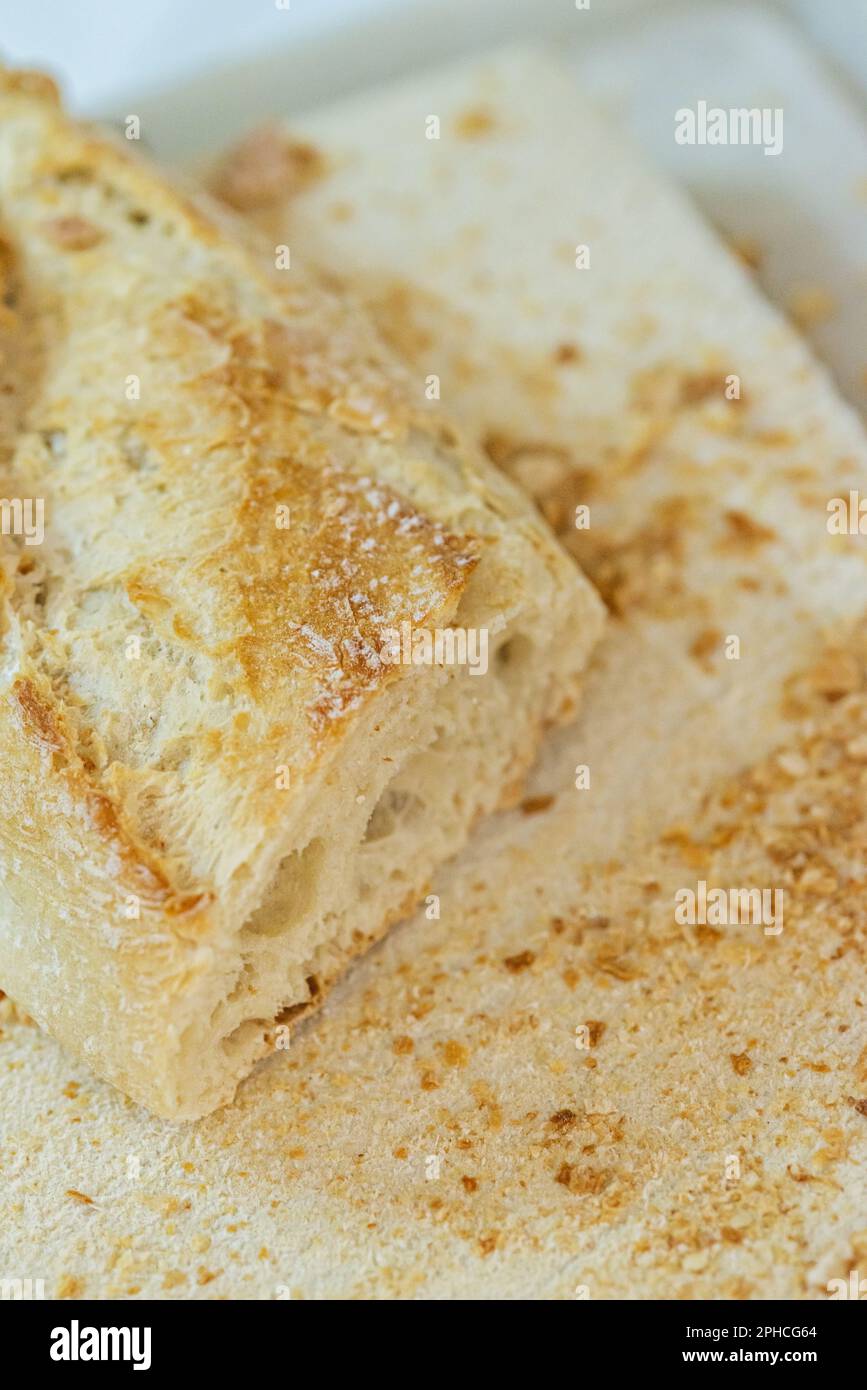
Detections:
[0, 67, 603, 1118]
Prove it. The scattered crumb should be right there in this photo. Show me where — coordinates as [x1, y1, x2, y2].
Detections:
[453, 107, 497, 138]
[553, 342, 583, 365]
[809, 648, 860, 702]
[503, 950, 535, 973]
[788, 285, 836, 329]
[214, 125, 326, 210]
[65, 1189, 94, 1205]
[690, 627, 722, 667]
[56, 1275, 85, 1299]
[441, 1040, 469, 1068]
[723, 509, 777, 548]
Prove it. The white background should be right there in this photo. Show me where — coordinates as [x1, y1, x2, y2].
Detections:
[1, 0, 864, 114]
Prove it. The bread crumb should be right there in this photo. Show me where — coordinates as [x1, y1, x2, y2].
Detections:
[441, 1040, 469, 1067]
[723, 509, 777, 548]
[690, 627, 721, 667]
[453, 107, 497, 138]
[214, 126, 326, 210]
[789, 285, 836, 328]
[503, 950, 535, 973]
[56, 1275, 85, 1299]
[809, 648, 860, 702]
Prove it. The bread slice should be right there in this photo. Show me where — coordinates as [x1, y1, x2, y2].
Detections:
[213, 46, 867, 843]
[2, 48, 867, 1301]
[0, 68, 603, 1120]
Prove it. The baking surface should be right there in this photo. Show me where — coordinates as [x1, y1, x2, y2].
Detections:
[2, 18, 867, 1300]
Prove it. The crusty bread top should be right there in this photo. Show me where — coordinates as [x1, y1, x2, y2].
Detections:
[0, 68, 569, 920]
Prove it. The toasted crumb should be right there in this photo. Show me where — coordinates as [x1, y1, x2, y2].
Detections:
[809, 648, 860, 702]
[690, 627, 722, 666]
[520, 794, 554, 815]
[503, 950, 535, 973]
[453, 107, 497, 138]
[553, 342, 583, 365]
[555, 1162, 610, 1195]
[441, 1040, 469, 1067]
[56, 1274, 84, 1299]
[720, 1226, 744, 1244]
[723, 509, 777, 548]
[789, 285, 836, 329]
[65, 1188, 94, 1205]
[214, 126, 326, 210]
[730, 1052, 753, 1076]
[594, 950, 641, 982]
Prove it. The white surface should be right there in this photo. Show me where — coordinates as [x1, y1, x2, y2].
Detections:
[1, 0, 863, 116]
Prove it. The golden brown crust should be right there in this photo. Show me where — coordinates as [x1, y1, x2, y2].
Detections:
[0, 70, 480, 901]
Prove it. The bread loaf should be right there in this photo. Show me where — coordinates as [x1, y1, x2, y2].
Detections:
[0, 67, 603, 1118]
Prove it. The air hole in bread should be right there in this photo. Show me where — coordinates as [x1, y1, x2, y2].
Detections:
[241, 836, 326, 938]
[221, 1016, 269, 1060]
[494, 634, 535, 689]
[363, 786, 425, 843]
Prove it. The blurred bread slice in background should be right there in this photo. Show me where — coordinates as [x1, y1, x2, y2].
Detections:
[214, 46, 867, 848]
